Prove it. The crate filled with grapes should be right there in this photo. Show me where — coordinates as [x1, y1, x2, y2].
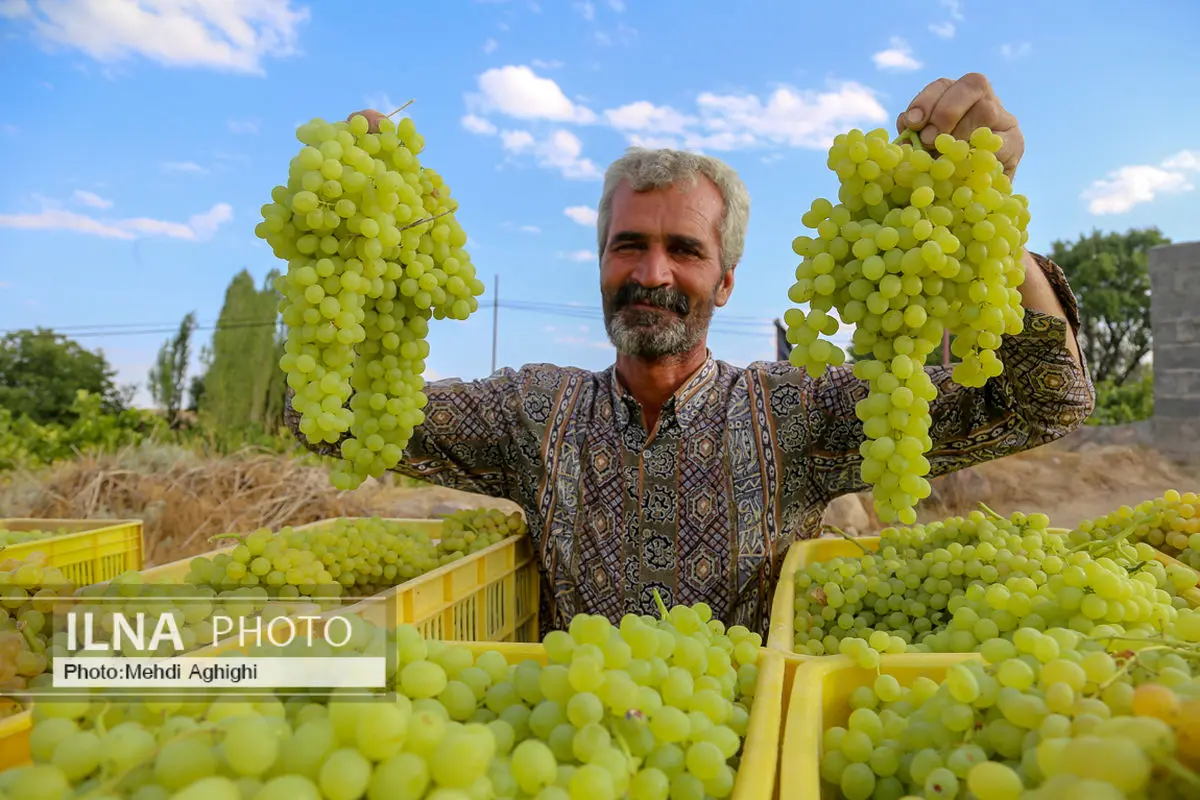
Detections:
[780, 608, 1200, 798]
[0, 518, 143, 587]
[0, 602, 788, 800]
[769, 505, 1200, 664]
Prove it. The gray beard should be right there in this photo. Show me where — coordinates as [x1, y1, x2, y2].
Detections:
[604, 303, 711, 358]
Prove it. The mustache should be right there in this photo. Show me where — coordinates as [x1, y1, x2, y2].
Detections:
[612, 283, 690, 316]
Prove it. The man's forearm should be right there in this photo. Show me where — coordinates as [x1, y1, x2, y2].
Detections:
[1017, 250, 1083, 367]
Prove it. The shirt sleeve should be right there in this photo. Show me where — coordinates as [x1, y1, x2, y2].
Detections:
[773, 252, 1096, 507]
[283, 367, 527, 498]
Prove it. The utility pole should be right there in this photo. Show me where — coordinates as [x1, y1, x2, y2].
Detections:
[491, 274, 499, 375]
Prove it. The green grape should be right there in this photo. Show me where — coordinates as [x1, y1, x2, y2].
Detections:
[785, 126, 1029, 523]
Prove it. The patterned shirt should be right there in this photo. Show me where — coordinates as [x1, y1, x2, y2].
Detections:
[286, 254, 1095, 636]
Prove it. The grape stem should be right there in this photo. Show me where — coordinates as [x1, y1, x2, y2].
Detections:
[651, 588, 669, 620]
[1162, 756, 1200, 788]
[386, 99, 415, 118]
[976, 503, 1004, 521]
[398, 207, 456, 232]
[823, 524, 870, 555]
[209, 532, 249, 547]
[892, 128, 925, 151]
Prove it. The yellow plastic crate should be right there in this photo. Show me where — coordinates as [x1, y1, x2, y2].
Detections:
[768, 527, 1200, 654]
[0, 712, 28, 770]
[779, 653, 977, 800]
[0, 518, 143, 587]
[0, 642, 786, 800]
[138, 516, 538, 643]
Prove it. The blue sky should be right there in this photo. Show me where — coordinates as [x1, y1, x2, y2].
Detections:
[1, 0, 1197, 408]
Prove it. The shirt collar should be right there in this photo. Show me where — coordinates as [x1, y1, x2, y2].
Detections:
[609, 351, 717, 432]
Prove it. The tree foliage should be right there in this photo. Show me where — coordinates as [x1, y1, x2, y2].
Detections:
[1049, 227, 1167, 386]
[197, 269, 287, 434]
[1087, 371, 1154, 426]
[0, 390, 164, 470]
[0, 329, 123, 425]
[148, 311, 197, 428]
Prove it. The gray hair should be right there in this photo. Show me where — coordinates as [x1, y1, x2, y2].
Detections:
[596, 148, 750, 273]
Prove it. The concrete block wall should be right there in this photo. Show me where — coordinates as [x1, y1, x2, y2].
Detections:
[1149, 241, 1200, 458]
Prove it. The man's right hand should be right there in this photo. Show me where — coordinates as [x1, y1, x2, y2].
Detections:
[346, 109, 387, 133]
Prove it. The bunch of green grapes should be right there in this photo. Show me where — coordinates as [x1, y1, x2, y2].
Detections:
[0, 527, 74, 546]
[1073, 489, 1200, 570]
[0, 552, 76, 717]
[7, 603, 763, 800]
[793, 507, 1195, 664]
[257, 110, 486, 491]
[184, 517, 508, 600]
[437, 508, 528, 563]
[817, 611, 1200, 799]
[783, 126, 1030, 524]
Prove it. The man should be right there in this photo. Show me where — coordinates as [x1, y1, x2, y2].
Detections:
[287, 73, 1094, 636]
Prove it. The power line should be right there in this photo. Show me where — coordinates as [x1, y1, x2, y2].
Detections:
[2, 299, 780, 340]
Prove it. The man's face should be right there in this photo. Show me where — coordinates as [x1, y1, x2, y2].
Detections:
[600, 177, 735, 359]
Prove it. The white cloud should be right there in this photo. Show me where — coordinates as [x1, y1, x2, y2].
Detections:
[605, 101, 694, 135]
[462, 114, 498, 135]
[2, 124, 19, 136]
[470, 65, 596, 123]
[873, 37, 922, 71]
[531, 58, 563, 69]
[1082, 150, 1200, 214]
[0, 201, 233, 241]
[608, 0, 624, 10]
[574, 1, 594, 21]
[162, 160, 207, 174]
[486, 126, 600, 179]
[482, 37, 498, 53]
[518, 224, 541, 233]
[529, 130, 601, 179]
[999, 42, 1032, 60]
[941, 0, 964, 21]
[73, 189, 111, 209]
[3, 0, 308, 75]
[560, 249, 597, 262]
[500, 129, 535, 150]
[608, 82, 888, 153]
[228, 118, 260, 134]
[0, 0, 30, 19]
[1163, 151, 1200, 171]
[929, 21, 956, 38]
[564, 205, 598, 226]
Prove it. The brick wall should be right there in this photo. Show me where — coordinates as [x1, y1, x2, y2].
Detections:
[1149, 242, 1200, 457]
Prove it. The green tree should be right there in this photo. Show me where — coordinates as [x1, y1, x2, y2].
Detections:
[0, 329, 122, 425]
[148, 311, 197, 428]
[1049, 227, 1167, 386]
[199, 269, 286, 433]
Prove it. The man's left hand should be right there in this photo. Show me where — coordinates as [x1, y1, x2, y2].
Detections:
[896, 72, 1024, 178]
